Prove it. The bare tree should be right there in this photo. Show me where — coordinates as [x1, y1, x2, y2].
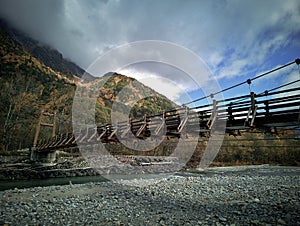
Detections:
[2, 73, 31, 151]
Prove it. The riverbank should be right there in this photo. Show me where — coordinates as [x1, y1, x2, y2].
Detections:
[0, 155, 185, 181]
[1, 166, 299, 225]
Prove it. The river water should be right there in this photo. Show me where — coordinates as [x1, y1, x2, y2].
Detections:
[1, 165, 299, 191]
[0, 173, 174, 191]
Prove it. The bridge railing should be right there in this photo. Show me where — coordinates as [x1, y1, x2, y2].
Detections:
[34, 85, 300, 152]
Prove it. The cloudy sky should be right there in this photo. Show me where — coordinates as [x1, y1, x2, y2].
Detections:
[0, 0, 299, 104]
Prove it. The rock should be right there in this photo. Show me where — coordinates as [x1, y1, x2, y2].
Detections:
[254, 198, 260, 203]
[219, 216, 227, 222]
[278, 219, 286, 225]
[251, 220, 260, 225]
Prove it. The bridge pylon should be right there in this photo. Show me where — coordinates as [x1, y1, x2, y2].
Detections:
[33, 110, 57, 147]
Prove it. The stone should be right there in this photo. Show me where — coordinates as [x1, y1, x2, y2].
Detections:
[278, 219, 286, 225]
[254, 198, 260, 203]
[219, 216, 227, 222]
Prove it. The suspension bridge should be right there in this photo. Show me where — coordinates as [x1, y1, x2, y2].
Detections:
[32, 58, 300, 155]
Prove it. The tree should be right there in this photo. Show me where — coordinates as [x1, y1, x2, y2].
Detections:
[1, 73, 31, 151]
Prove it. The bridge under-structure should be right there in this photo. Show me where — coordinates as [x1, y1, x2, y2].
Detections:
[31, 58, 300, 161]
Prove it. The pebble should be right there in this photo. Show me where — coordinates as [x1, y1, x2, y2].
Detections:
[278, 219, 286, 225]
[218, 216, 227, 222]
[0, 167, 300, 225]
[253, 198, 260, 202]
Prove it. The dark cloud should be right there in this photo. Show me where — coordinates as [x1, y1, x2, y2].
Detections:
[0, 0, 299, 88]
[0, 0, 64, 42]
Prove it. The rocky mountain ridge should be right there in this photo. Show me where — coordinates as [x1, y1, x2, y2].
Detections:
[0, 18, 94, 81]
[0, 20, 176, 151]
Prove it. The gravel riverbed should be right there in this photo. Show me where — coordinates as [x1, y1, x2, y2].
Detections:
[1, 166, 300, 225]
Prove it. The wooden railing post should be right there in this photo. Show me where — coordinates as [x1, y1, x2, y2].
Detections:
[245, 92, 257, 127]
[52, 112, 57, 138]
[33, 110, 44, 147]
[227, 102, 234, 124]
[264, 100, 270, 118]
[207, 99, 217, 129]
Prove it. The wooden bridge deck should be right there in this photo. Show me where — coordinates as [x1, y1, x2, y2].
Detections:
[34, 86, 300, 153]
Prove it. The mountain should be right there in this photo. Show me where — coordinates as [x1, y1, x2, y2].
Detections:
[0, 20, 176, 151]
[85, 72, 177, 124]
[0, 19, 94, 81]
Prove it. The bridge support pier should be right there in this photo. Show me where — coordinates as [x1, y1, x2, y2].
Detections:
[30, 148, 56, 165]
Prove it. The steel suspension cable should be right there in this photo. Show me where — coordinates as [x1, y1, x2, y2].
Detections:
[183, 58, 300, 106]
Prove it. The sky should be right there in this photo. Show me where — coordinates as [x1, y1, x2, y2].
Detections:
[0, 0, 299, 105]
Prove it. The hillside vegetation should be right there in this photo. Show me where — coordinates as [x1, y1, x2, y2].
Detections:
[194, 131, 300, 167]
[0, 23, 175, 151]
